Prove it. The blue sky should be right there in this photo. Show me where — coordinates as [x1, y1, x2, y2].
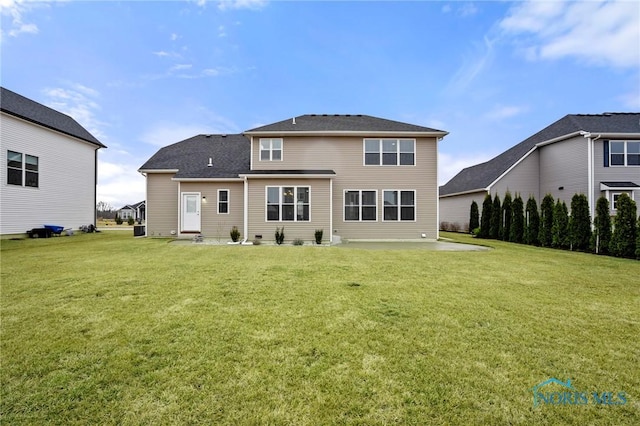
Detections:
[2, 0, 638, 208]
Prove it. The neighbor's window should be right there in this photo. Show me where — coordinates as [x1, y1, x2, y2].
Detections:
[610, 140, 640, 166]
[260, 138, 282, 161]
[218, 189, 229, 214]
[383, 190, 415, 221]
[266, 186, 309, 221]
[7, 150, 38, 188]
[344, 190, 377, 221]
[364, 139, 415, 165]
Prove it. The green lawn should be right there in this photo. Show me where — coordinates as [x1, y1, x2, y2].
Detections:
[1, 232, 639, 425]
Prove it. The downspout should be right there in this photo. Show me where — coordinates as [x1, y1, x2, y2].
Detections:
[581, 132, 601, 223]
[94, 148, 99, 228]
[243, 175, 249, 243]
[329, 178, 333, 244]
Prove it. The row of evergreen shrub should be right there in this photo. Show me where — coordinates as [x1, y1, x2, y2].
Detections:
[469, 192, 639, 259]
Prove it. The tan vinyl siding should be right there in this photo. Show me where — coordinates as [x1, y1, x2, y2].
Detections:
[539, 136, 588, 206]
[439, 191, 486, 232]
[146, 173, 178, 237]
[1, 113, 97, 235]
[180, 181, 244, 239]
[252, 136, 439, 240]
[246, 178, 331, 243]
[491, 150, 540, 201]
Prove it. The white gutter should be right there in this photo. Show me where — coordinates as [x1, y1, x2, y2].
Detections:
[439, 188, 489, 198]
[239, 173, 335, 179]
[244, 130, 449, 138]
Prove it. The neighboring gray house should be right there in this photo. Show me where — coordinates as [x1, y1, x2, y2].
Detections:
[1, 87, 106, 236]
[118, 201, 145, 222]
[439, 113, 640, 230]
[139, 114, 448, 242]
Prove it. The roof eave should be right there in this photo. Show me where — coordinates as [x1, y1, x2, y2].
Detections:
[171, 177, 244, 182]
[138, 168, 179, 174]
[439, 188, 489, 198]
[243, 130, 448, 138]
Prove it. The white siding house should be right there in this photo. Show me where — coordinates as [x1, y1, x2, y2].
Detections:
[1, 87, 106, 236]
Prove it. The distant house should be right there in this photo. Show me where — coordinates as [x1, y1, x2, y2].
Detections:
[439, 113, 640, 230]
[118, 201, 145, 222]
[139, 114, 448, 242]
[0, 87, 106, 236]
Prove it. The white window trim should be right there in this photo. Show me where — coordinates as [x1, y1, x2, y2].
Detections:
[609, 140, 640, 167]
[218, 189, 230, 214]
[611, 191, 635, 211]
[363, 139, 416, 166]
[265, 185, 311, 222]
[7, 150, 39, 188]
[382, 189, 417, 222]
[343, 189, 378, 222]
[259, 138, 283, 162]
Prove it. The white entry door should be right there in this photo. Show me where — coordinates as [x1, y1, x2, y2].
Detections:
[181, 193, 201, 232]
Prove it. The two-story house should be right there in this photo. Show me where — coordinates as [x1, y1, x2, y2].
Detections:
[1, 87, 106, 236]
[439, 113, 640, 230]
[139, 114, 448, 243]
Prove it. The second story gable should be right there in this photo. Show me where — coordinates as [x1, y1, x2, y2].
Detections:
[244, 114, 447, 174]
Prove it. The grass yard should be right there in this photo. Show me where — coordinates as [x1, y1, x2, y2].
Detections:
[1, 232, 639, 425]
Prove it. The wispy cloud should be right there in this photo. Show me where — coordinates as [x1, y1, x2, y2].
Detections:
[441, 2, 478, 18]
[500, 0, 640, 69]
[42, 83, 107, 141]
[0, 0, 45, 39]
[484, 105, 528, 121]
[139, 119, 239, 148]
[446, 36, 496, 95]
[217, 0, 267, 11]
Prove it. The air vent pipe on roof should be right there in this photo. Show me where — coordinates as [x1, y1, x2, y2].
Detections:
[292, 117, 296, 125]
[207, 158, 213, 167]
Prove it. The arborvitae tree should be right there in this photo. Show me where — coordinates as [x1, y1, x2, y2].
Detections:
[469, 201, 480, 233]
[524, 196, 540, 246]
[611, 193, 637, 259]
[591, 196, 612, 255]
[479, 193, 493, 238]
[636, 214, 640, 260]
[539, 194, 554, 247]
[568, 193, 592, 251]
[509, 194, 524, 243]
[490, 194, 502, 239]
[501, 191, 513, 241]
[552, 200, 569, 249]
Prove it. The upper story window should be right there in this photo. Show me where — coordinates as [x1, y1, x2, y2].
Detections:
[266, 186, 310, 221]
[609, 140, 640, 166]
[7, 150, 39, 188]
[218, 189, 229, 214]
[364, 139, 415, 166]
[260, 138, 282, 161]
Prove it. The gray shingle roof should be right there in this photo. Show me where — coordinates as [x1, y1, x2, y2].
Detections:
[139, 134, 250, 178]
[440, 113, 640, 196]
[245, 114, 447, 134]
[0, 87, 105, 148]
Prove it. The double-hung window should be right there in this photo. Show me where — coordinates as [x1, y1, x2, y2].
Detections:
[609, 141, 640, 166]
[266, 186, 309, 221]
[383, 190, 415, 221]
[260, 138, 282, 161]
[364, 139, 415, 166]
[344, 190, 377, 221]
[7, 150, 38, 188]
[218, 189, 229, 214]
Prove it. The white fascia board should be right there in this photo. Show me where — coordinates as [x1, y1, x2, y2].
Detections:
[487, 146, 538, 192]
[138, 169, 179, 174]
[534, 131, 583, 148]
[171, 177, 244, 182]
[439, 188, 489, 198]
[594, 133, 640, 139]
[239, 173, 335, 179]
[243, 130, 449, 138]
